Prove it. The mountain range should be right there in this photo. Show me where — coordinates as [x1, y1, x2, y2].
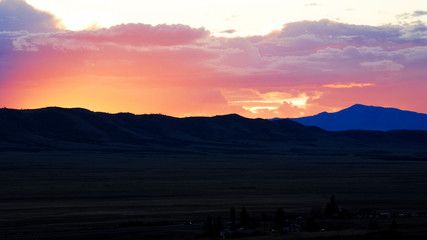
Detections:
[1, 106, 427, 158]
[290, 104, 427, 131]
[0, 107, 321, 153]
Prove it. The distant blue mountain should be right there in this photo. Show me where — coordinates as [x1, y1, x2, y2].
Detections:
[290, 104, 427, 131]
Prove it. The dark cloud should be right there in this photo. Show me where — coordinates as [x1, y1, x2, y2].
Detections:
[413, 10, 427, 17]
[397, 10, 427, 20]
[250, 19, 427, 59]
[305, 3, 320, 7]
[0, 0, 61, 32]
[220, 29, 236, 34]
[274, 20, 402, 42]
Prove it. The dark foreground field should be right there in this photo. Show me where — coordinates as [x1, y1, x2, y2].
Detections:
[1, 151, 427, 239]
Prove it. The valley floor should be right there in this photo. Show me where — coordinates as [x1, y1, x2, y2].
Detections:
[1, 151, 427, 239]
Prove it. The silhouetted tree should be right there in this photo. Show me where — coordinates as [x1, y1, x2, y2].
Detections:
[230, 207, 237, 230]
[390, 218, 397, 232]
[214, 216, 223, 235]
[261, 214, 270, 232]
[311, 207, 323, 219]
[204, 215, 213, 235]
[369, 219, 379, 230]
[325, 194, 337, 217]
[305, 217, 320, 232]
[274, 208, 286, 230]
[241, 207, 250, 228]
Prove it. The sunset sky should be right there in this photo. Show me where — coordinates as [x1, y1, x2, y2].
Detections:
[1, 0, 427, 118]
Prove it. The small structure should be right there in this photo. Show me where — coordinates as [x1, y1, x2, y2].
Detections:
[283, 224, 302, 232]
[234, 228, 255, 235]
[220, 229, 233, 239]
[379, 212, 391, 218]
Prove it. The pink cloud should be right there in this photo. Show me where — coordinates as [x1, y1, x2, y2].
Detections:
[64, 23, 210, 46]
[1, 19, 427, 117]
[360, 60, 405, 71]
[12, 23, 209, 52]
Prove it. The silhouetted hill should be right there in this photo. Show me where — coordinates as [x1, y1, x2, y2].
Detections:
[290, 104, 427, 131]
[0, 107, 323, 152]
[1, 107, 427, 156]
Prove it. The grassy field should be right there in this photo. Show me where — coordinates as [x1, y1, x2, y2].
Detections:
[1, 151, 427, 239]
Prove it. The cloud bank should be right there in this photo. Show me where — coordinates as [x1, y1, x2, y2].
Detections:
[1, 1, 427, 117]
[0, 0, 62, 32]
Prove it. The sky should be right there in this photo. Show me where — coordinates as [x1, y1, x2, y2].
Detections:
[1, 0, 427, 118]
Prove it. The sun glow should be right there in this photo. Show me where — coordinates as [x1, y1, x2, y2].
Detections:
[243, 106, 277, 114]
[225, 90, 322, 117]
[2, 0, 427, 118]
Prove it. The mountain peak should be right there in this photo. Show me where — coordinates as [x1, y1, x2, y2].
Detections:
[345, 104, 397, 111]
[214, 113, 245, 119]
[341, 104, 392, 112]
[348, 104, 369, 109]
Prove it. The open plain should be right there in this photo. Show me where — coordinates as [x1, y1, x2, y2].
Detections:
[1, 150, 427, 239]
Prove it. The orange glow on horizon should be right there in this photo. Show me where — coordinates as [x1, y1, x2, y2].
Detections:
[323, 83, 376, 89]
[1, 2, 426, 118]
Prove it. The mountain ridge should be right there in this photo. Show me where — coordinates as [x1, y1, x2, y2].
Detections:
[289, 104, 427, 131]
[0, 107, 323, 152]
[1, 107, 427, 156]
